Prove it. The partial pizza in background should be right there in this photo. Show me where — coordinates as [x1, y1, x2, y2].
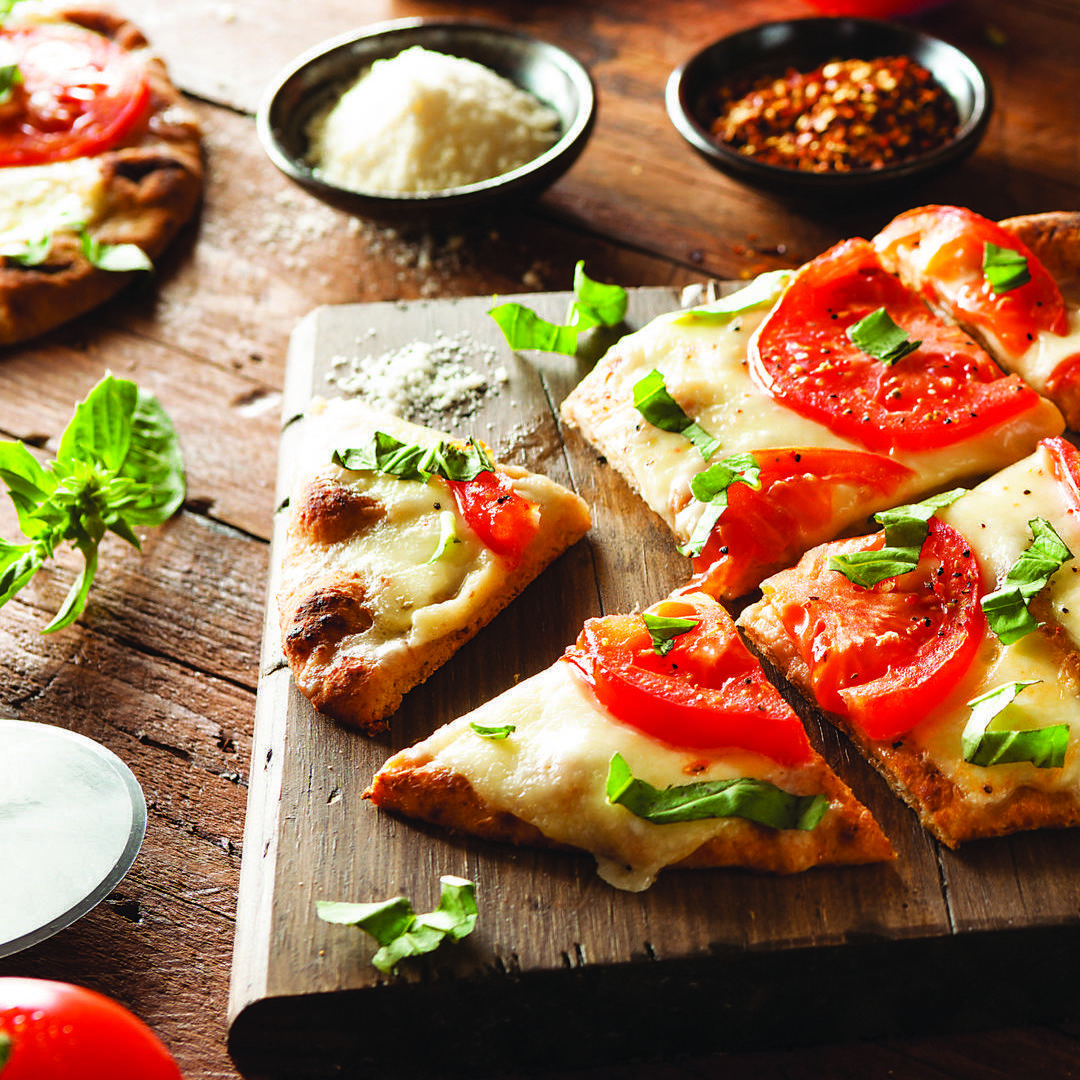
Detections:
[0, 2, 202, 344]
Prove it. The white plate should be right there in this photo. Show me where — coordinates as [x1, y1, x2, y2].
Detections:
[0, 718, 147, 958]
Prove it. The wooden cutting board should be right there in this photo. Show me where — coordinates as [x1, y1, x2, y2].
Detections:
[227, 289, 1080, 1080]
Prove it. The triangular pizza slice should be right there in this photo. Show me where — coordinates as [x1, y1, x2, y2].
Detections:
[277, 398, 591, 731]
[368, 590, 893, 891]
[740, 436, 1080, 848]
[561, 230, 1063, 600]
[874, 205, 1080, 429]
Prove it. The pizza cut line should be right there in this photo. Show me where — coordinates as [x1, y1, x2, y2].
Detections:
[0, 2, 203, 344]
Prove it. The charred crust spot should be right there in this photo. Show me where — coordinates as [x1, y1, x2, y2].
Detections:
[295, 476, 385, 545]
[284, 575, 374, 660]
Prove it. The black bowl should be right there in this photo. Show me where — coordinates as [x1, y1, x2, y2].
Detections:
[256, 18, 595, 226]
[665, 18, 992, 200]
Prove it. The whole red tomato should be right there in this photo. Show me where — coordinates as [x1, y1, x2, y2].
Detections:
[0, 978, 183, 1080]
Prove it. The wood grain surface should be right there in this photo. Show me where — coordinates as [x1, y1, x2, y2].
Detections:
[0, 0, 1079, 1077]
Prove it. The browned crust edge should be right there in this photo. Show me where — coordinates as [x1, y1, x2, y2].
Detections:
[0, 6, 204, 346]
[739, 598, 1080, 849]
[367, 747, 893, 876]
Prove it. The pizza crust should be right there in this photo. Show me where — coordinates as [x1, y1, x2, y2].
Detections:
[0, 5, 203, 345]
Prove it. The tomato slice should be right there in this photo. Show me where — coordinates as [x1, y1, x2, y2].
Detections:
[688, 446, 916, 599]
[0, 23, 150, 166]
[765, 518, 984, 741]
[1044, 434, 1080, 516]
[873, 205, 1068, 357]
[563, 594, 814, 765]
[749, 238, 1044, 452]
[446, 470, 540, 570]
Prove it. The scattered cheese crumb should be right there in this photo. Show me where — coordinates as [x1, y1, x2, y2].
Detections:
[306, 46, 560, 194]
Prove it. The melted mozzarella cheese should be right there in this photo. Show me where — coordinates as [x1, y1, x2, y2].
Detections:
[0, 158, 106, 248]
[1012, 308, 1080, 391]
[419, 660, 815, 891]
[562, 280, 1063, 551]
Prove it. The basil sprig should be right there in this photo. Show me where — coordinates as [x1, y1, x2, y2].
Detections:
[672, 269, 792, 326]
[317, 876, 477, 975]
[983, 242, 1031, 295]
[981, 518, 1073, 645]
[829, 489, 965, 588]
[847, 307, 922, 365]
[0, 373, 185, 632]
[632, 369, 720, 460]
[606, 753, 827, 830]
[679, 452, 761, 558]
[641, 612, 699, 656]
[489, 260, 627, 355]
[0, 63, 21, 104]
[962, 681, 1068, 769]
[333, 431, 494, 483]
[470, 721, 515, 740]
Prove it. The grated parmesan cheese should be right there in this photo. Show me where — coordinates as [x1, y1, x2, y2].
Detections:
[327, 330, 508, 424]
[306, 46, 560, 194]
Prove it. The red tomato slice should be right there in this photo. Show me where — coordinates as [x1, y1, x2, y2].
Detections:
[766, 518, 984, 741]
[563, 594, 814, 766]
[446, 470, 540, 570]
[1044, 435, 1080, 517]
[873, 205, 1068, 356]
[0, 978, 182, 1080]
[0, 24, 150, 166]
[689, 446, 916, 599]
[749, 238, 1044, 452]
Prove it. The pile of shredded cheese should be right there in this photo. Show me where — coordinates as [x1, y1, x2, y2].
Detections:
[306, 46, 560, 194]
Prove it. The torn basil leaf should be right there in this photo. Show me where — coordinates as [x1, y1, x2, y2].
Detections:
[672, 269, 792, 326]
[334, 431, 494, 484]
[3, 231, 51, 267]
[983, 242, 1031, 295]
[316, 875, 478, 974]
[79, 229, 153, 273]
[962, 681, 1067, 768]
[981, 517, 1073, 645]
[632, 369, 720, 460]
[829, 488, 965, 588]
[606, 753, 827, 830]
[488, 260, 626, 355]
[679, 452, 761, 558]
[642, 612, 699, 656]
[847, 307, 922, 365]
[470, 721, 515, 740]
[0, 63, 20, 104]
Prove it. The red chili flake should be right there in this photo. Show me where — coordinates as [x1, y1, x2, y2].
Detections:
[709, 56, 959, 173]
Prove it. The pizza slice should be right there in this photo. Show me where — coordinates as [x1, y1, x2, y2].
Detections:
[368, 590, 894, 891]
[873, 205, 1080, 429]
[739, 435, 1080, 848]
[277, 398, 591, 732]
[0, 4, 203, 344]
[561, 238, 1063, 600]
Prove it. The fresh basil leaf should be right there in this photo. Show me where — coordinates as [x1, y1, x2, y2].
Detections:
[983, 242, 1031, 295]
[847, 307, 922, 365]
[679, 452, 761, 558]
[470, 721, 515, 740]
[829, 488, 965, 588]
[672, 270, 792, 326]
[488, 302, 579, 355]
[427, 510, 461, 565]
[334, 432, 493, 484]
[43, 540, 99, 634]
[632, 369, 720, 460]
[641, 612, 699, 656]
[0, 538, 42, 606]
[56, 372, 138, 473]
[116, 388, 186, 525]
[317, 876, 477, 974]
[570, 260, 627, 330]
[79, 229, 153, 273]
[962, 681, 1067, 768]
[0, 63, 21, 105]
[981, 518, 1073, 645]
[2, 231, 50, 267]
[606, 753, 827, 830]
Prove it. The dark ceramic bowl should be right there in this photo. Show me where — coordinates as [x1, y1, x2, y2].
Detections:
[256, 18, 595, 225]
[665, 18, 991, 200]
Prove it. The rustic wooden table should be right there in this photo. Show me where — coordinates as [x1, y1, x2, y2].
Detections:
[3, 0, 1080, 1077]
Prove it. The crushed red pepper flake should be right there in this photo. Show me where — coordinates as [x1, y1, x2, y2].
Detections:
[709, 55, 959, 172]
